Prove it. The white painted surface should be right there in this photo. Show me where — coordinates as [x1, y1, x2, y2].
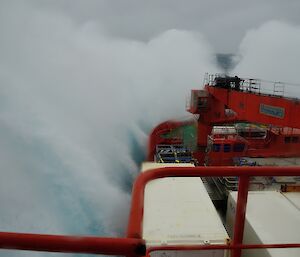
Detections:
[282, 192, 300, 209]
[141, 162, 195, 173]
[212, 126, 237, 135]
[226, 191, 300, 257]
[142, 162, 229, 249]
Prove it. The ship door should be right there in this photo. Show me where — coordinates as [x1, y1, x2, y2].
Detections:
[188, 90, 209, 114]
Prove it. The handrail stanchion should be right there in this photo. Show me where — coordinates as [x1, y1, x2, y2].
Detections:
[232, 175, 250, 257]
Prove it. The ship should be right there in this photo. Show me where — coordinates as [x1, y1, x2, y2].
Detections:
[1, 74, 300, 257]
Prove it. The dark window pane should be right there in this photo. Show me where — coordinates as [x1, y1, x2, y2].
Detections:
[233, 143, 245, 152]
[213, 144, 221, 152]
[224, 144, 231, 152]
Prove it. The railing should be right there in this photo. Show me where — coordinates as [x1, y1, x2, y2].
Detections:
[0, 233, 145, 256]
[127, 166, 300, 257]
[205, 73, 288, 97]
[1, 167, 300, 257]
[240, 79, 261, 94]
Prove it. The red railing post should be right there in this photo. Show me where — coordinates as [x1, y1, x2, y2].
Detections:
[232, 175, 250, 257]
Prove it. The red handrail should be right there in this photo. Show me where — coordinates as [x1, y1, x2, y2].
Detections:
[147, 243, 300, 251]
[127, 166, 300, 257]
[0, 232, 145, 256]
[145, 242, 300, 257]
[1, 166, 300, 256]
[232, 176, 250, 257]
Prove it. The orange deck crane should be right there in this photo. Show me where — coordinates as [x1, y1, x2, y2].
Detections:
[148, 74, 300, 163]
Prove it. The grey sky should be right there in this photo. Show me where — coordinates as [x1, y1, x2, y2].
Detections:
[30, 0, 300, 53]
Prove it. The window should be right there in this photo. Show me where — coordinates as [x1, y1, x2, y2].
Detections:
[238, 131, 248, 137]
[213, 144, 221, 152]
[224, 144, 231, 152]
[249, 131, 266, 138]
[233, 143, 245, 152]
[285, 136, 299, 143]
[197, 98, 208, 109]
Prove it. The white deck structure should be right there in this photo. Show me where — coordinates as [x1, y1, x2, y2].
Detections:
[141, 162, 229, 257]
[227, 191, 300, 257]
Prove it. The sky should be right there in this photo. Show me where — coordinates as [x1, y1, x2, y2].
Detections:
[1, 1, 300, 256]
[30, 0, 300, 53]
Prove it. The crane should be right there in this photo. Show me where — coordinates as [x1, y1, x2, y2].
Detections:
[148, 74, 300, 164]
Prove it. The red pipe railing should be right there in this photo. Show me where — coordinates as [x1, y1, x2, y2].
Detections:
[1, 166, 300, 256]
[232, 176, 250, 257]
[147, 243, 300, 252]
[126, 166, 300, 257]
[0, 232, 145, 255]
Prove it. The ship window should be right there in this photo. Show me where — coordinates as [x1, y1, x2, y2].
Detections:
[292, 136, 299, 143]
[233, 143, 245, 152]
[212, 144, 221, 152]
[223, 144, 231, 152]
[197, 98, 207, 109]
[238, 130, 266, 138]
[284, 137, 291, 143]
[249, 131, 266, 138]
[239, 131, 248, 137]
